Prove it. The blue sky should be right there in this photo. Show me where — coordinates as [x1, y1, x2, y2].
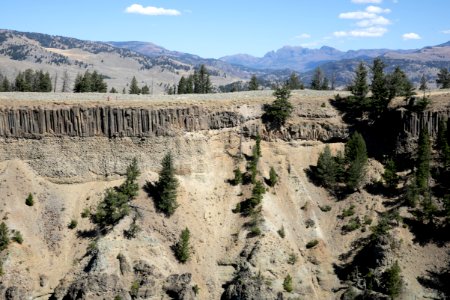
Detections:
[0, 0, 449, 58]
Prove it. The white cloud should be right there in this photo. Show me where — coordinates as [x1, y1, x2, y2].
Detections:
[125, 4, 181, 16]
[352, 0, 382, 3]
[442, 30, 450, 34]
[402, 32, 421, 40]
[295, 33, 311, 39]
[339, 11, 377, 19]
[357, 16, 391, 27]
[334, 27, 388, 37]
[336, 0, 392, 39]
[365, 6, 391, 14]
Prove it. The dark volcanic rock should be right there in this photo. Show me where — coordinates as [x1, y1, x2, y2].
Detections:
[52, 274, 129, 300]
[0, 106, 242, 139]
[222, 263, 278, 300]
[4, 286, 26, 300]
[163, 273, 196, 300]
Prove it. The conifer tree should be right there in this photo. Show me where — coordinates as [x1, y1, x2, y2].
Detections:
[185, 76, 194, 94]
[316, 145, 337, 189]
[93, 159, 140, 228]
[91, 71, 107, 93]
[286, 72, 303, 90]
[370, 58, 389, 115]
[129, 76, 141, 94]
[436, 68, 450, 89]
[262, 85, 294, 127]
[119, 158, 140, 198]
[350, 62, 369, 103]
[345, 132, 368, 190]
[94, 188, 130, 228]
[0, 222, 9, 251]
[248, 75, 259, 91]
[382, 158, 399, 190]
[156, 153, 179, 216]
[419, 74, 428, 91]
[174, 227, 190, 263]
[416, 128, 431, 193]
[383, 261, 402, 299]
[255, 134, 262, 157]
[321, 77, 329, 90]
[73, 70, 107, 93]
[310, 67, 324, 90]
[178, 76, 187, 94]
[141, 85, 150, 94]
[1, 77, 11, 92]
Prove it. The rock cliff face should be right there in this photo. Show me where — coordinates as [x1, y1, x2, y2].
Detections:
[395, 108, 450, 153]
[399, 109, 450, 137]
[0, 106, 242, 138]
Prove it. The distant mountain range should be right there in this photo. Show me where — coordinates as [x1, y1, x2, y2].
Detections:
[220, 46, 395, 71]
[1, 28, 450, 92]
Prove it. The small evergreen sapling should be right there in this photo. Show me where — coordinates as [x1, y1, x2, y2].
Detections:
[174, 227, 191, 263]
[25, 193, 34, 206]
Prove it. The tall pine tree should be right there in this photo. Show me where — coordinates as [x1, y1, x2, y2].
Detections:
[248, 75, 259, 91]
[129, 76, 141, 94]
[436, 68, 450, 89]
[345, 132, 368, 190]
[350, 62, 369, 104]
[263, 85, 294, 127]
[370, 58, 389, 116]
[310, 67, 324, 90]
[316, 145, 337, 189]
[416, 128, 431, 192]
[156, 153, 179, 216]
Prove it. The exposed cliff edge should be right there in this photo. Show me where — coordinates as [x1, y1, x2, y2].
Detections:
[0, 106, 242, 138]
[0, 103, 348, 143]
[395, 108, 450, 153]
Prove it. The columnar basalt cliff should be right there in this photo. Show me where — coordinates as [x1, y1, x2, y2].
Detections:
[399, 108, 450, 137]
[0, 106, 242, 138]
[0, 103, 349, 142]
[395, 108, 450, 153]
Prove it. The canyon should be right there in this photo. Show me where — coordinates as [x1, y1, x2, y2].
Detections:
[0, 90, 448, 299]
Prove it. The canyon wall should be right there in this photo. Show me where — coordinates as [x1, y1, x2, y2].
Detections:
[395, 108, 450, 153]
[0, 106, 241, 138]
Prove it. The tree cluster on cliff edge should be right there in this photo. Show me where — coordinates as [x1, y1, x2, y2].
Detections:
[310, 67, 330, 90]
[1, 70, 52, 93]
[178, 64, 212, 94]
[346, 59, 415, 118]
[262, 85, 294, 128]
[286, 72, 304, 90]
[73, 70, 107, 93]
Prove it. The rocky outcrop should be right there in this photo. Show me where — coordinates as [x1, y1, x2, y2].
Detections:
[4, 286, 26, 300]
[0, 106, 242, 138]
[399, 108, 450, 138]
[51, 274, 130, 300]
[395, 108, 450, 153]
[163, 273, 197, 300]
[222, 263, 280, 300]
